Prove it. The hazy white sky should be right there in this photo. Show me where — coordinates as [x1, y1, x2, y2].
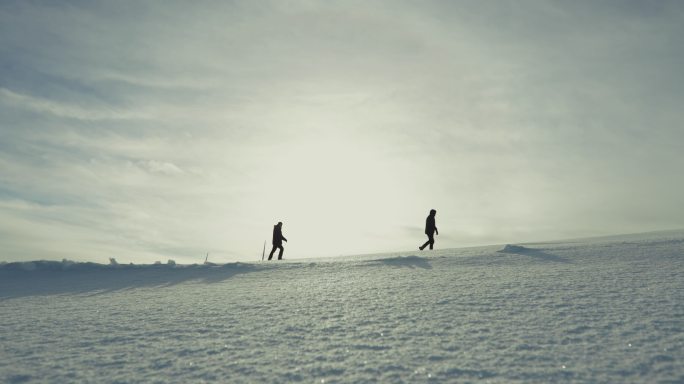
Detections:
[1, 1, 683, 263]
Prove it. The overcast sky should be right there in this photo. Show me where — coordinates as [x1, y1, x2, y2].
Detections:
[1, 1, 683, 263]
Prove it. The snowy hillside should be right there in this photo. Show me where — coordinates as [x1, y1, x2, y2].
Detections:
[1, 231, 683, 383]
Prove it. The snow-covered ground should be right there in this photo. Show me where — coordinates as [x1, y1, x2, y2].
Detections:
[1, 231, 683, 383]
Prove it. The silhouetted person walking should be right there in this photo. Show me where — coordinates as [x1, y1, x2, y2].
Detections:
[268, 221, 287, 260]
[419, 209, 438, 250]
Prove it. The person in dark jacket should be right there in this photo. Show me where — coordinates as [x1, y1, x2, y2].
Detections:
[268, 221, 288, 260]
[419, 209, 438, 250]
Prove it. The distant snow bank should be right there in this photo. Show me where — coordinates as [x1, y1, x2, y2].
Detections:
[0, 258, 211, 272]
[0, 258, 261, 299]
[2, 230, 682, 273]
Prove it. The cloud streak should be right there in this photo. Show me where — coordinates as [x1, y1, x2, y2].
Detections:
[0, 88, 150, 120]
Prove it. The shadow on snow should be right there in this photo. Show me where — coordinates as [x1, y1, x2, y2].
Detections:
[0, 256, 435, 299]
[369, 255, 433, 269]
[0, 262, 261, 300]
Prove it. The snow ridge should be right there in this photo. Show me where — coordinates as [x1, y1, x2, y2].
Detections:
[1, 231, 683, 383]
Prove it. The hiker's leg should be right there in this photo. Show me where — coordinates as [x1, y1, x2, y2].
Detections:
[420, 237, 430, 250]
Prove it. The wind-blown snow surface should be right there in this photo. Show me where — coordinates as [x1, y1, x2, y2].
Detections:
[1, 232, 683, 383]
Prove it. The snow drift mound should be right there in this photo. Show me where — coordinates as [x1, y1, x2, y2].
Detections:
[499, 244, 528, 253]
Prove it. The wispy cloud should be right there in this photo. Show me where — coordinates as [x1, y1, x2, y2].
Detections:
[0, 88, 150, 120]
